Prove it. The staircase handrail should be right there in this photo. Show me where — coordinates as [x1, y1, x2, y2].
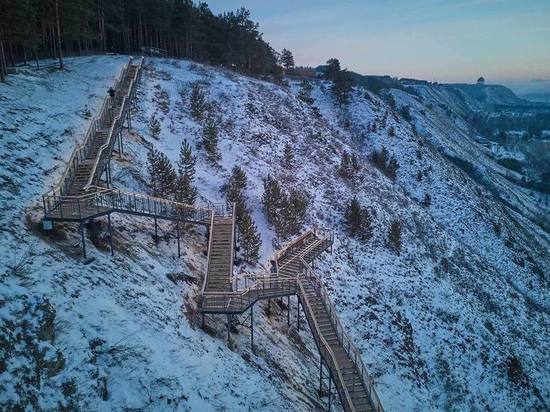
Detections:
[201, 208, 216, 295]
[297, 279, 356, 412]
[300, 258, 384, 412]
[229, 202, 236, 290]
[83, 56, 144, 191]
[201, 276, 299, 312]
[275, 229, 315, 264]
[43, 59, 130, 199]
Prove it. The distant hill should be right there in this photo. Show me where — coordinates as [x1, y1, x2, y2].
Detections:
[441, 83, 523, 106]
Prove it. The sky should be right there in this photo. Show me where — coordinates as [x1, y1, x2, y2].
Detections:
[207, 0, 550, 91]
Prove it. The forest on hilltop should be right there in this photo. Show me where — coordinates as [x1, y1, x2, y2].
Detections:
[0, 0, 280, 81]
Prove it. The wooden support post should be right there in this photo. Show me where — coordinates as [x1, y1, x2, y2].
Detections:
[120, 131, 124, 155]
[127, 111, 132, 132]
[107, 161, 112, 187]
[154, 217, 158, 245]
[319, 354, 323, 395]
[108, 214, 114, 256]
[267, 299, 271, 317]
[176, 221, 181, 258]
[227, 314, 231, 342]
[287, 296, 290, 326]
[118, 132, 122, 159]
[80, 222, 87, 259]
[297, 297, 300, 331]
[328, 371, 332, 411]
[251, 303, 254, 354]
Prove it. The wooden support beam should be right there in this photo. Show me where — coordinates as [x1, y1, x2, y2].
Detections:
[287, 295, 290, 326]
[328, 370, 332, 411]
[118, 132, 122, 159]
[80, 222, 87, 259]
[251, 303, 254, 354]
[227, 314, 231, 342]
[319, 354, 323, 395]
[108, 214, 114, 256]
[154, 217, 158, 245]
[176, 221, 181, 258]
[297, 297, 301, 331]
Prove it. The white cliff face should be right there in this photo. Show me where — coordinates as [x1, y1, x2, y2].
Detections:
[1, 56, 548, 411]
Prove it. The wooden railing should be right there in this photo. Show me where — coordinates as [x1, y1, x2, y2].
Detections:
[201, 276, 299, 313]
[43, 59, 131, 199]
[276, 227, 334, 265]
[299, 258, 384, 412]
[84, 57, 144, 191]
[43, 187, 215, 224]
[297, 279, 356, 411]
[93, 188, 212, 222]
[201, 210, 216, 295]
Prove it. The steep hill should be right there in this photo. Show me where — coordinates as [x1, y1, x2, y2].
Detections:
[1, 56, 548, 411]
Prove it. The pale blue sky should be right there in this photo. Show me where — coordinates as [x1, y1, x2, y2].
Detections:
[208, 0, 550, 87]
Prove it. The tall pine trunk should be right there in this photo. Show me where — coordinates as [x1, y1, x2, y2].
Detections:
[54, 0, 64, 70]
[0, 40, 6, 82]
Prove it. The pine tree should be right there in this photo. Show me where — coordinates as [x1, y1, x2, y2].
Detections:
[228, 165, 247, 194]
[332, 70, 353, 107]
[175, 171, 198, 205]
[372, 147, 399, 180]
[387, 219, 402, 254]
[326, 58, 341, 80]
[421, 193, 431, 208]
[282, 143, 294, 170]
[344, 197, 373, 242]
[350, 153, 361, 177]
[339, 151, 351, 178]
[225, 165, 248, 224]
[190, 82, 207, 120]
[156, 151, 177, 198]
[262, 176, 308, 238]
[149, 114, 161, 139]
[298, 80, 314, 105]
[387, 157, 400, 180]
[174, 139, 198, 204]
[283, 189, 308, 237]
[280, 48, 294, 71]
[202, 117, 220, 162]
[239, 209, 261, 264]
[344, 197, 362, 236]
[340, 151, 361, 180]
[261, 175, 285, 231]
[147, 148, 161, 196]
[177, 139, 196, 180]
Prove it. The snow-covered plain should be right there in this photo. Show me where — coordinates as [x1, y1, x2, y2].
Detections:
[1, 56, 548, 411]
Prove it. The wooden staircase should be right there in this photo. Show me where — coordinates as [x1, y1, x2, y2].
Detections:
[200, 228, 383, 412]
[300, 278, 375, 412]
[204, 214, 235, 293]
[38, 54, 383, 412]
[42, 56, 143, 216]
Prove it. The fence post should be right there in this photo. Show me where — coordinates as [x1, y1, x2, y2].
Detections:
[251, 303, 254, 354]
[108, 213, 114, 256]
[176, 221, 181, 258]
[80, 222, 87, 259]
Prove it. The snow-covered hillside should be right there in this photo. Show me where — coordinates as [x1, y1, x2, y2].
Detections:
[1, 56, 548, 411]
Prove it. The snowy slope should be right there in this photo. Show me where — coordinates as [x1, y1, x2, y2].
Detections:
[0, 57, 327, 411]
[1, 56, 548, 411]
